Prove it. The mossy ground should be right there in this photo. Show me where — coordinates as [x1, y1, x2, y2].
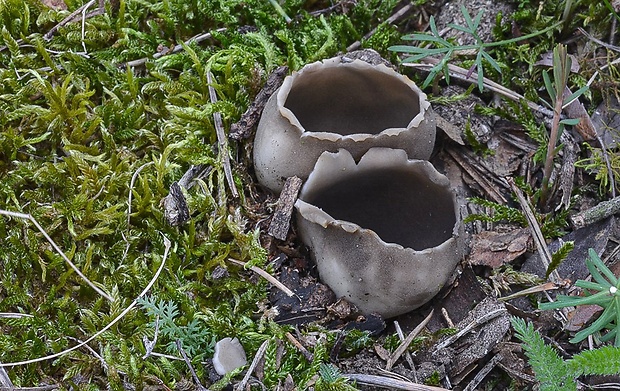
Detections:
[0, 0, 618, 389]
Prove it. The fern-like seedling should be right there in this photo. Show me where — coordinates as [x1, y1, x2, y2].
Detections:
[388, 5, 561, 91]
[512, 317, 620, 390]
[511, 317, 575, 391]
[315, 363, 358, 391]
[539, 248, 620, 346]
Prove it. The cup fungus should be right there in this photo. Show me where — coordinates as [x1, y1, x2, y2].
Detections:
[212, 337, 247, 376]
[254, 56, 436, 193]
[295, 148, 464, 318]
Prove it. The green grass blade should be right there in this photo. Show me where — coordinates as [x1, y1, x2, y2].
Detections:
[588, 248, 618, 286]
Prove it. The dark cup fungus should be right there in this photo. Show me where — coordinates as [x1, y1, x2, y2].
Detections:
[254, 56, 436, 193]
[295, 148, 464, 318]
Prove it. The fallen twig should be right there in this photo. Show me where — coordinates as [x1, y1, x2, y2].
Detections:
[347, 2, 415, 52]
[394, 320, 417, 382]
[0, 235, 171, 367]
[507, 178, 560, 283]
[570, 195, 620, 229]
[285, 331, 313, 362]
[434, 308, 506, 352]
[42, 0, 101, 41]
[498, 281, 560, 302]
[343, 374, 450, 391]
[402, 59, 555, 118]
[0, 209, 113, 302]
[235, 339, 270, 391]
[227, 258, 295, 297]
[386, 309, 433, 370]
[0, 363, 13, 388]
[176, 340, 209, 391]
[229, 65, 288, 140]
[207, 71, 239, 198]
[462, 353, 503, 391]
[123, 28, 227, 68]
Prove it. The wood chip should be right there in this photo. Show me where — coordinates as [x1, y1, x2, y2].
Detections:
[163, 182, 190, 226]
[229, 65, 289, 140]
[268, 176, 303, 240]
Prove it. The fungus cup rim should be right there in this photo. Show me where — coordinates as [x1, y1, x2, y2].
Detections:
[277, 58, 431, 143]
[295, 148, 461, 253]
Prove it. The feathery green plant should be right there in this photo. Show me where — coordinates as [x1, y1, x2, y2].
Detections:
[465, 192, 570, 240]
[315, 363, 358, 391]
[512, 317, 620, 391]
[540, 249, 620, 346]
[388, 5, 561, 91]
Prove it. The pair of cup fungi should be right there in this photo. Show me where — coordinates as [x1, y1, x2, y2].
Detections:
[254, 56, 465, 319]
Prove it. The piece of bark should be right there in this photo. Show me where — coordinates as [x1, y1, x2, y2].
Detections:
[268, 176, 302, 240]
[163, 182, 190, 226]
[229, 65, 288, 140]
[468, 228, 531, 268]
[557, 132, 579, 209]
[425, 297, 510, 383]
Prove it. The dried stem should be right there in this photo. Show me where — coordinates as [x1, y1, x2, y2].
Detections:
[540, 44, 569, 207]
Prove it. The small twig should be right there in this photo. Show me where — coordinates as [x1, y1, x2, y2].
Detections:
[347, 2, 415, 52]
[343, 374, 450, 391]
[440, 308, 454, 328]
[176, 340, 209, 391]
[0, 312, 33, 318]
[402, 60, 555, 118]
[178, 164, 211, 190]
[124, 29, 227, 68]
[578, 27, 620, 53]
[0, 209, 113, 302]
[148, 351, 184, 361]
[229, 65, 289, 140]
[462, 353, 503, 391]
[498, 281, 560, 302]
[43, 0, 96, 41]
[67, 336, 109, 372]
[284, 332, 313, 362]
[268, 176, 303, 240]
[386, 309, 433, 370]
[394, 320, 417, 382]
[507, 178, 560, 283]
[0, 363, 13, 388]
[235, 339, 270, 391]
[0, 234, 171, 367]
[207, 71, 238, 198]
[142, 315, 160, 359]
[80, 0, 96, 53]
[227, 258, 295, 297]
[434, 308, 506, 352]
[0, 386, 59, 391]
[570, 195, 620, 229]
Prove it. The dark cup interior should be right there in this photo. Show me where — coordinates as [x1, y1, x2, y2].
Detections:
[284, 65, 421, 135]
[303, 168, 455, 250]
